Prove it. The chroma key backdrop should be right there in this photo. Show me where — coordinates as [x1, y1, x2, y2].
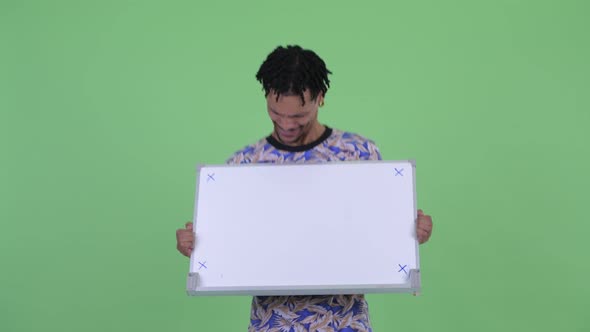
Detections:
[1, 1, 588, 331]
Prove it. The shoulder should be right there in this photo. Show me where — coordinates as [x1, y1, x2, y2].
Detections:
[329, 128, 379, 146]
[225, 137, 272, 164]
[325, 128, 382, 161]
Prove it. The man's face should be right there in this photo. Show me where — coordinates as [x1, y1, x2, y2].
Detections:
[266, 90, 323, 146]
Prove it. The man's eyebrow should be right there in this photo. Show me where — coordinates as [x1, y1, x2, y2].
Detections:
[269, 107, 309, 116]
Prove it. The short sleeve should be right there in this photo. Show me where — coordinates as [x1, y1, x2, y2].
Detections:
[365, 140, 383, 161]
[226, 150, 251, 165]
[225, 155, 237, 165]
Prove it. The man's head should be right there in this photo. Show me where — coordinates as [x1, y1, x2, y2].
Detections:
[256, 45, 332, 106]
[256, 45, 332, 146]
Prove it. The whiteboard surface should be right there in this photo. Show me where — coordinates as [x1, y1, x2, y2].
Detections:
[187, 160, 419, 296]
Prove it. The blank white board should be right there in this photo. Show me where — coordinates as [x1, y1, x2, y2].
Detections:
[187, 160, 420, 296]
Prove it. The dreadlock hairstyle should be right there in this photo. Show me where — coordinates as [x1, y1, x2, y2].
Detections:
[255, 45, 332, 106]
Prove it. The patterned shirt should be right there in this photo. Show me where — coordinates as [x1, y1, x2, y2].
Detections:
[227, 126, 382, 332]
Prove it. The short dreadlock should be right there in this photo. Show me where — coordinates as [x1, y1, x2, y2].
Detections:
[255, 45, 332, 106]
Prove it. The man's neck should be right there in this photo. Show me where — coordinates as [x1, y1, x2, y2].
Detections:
[301, 123, 326, 145]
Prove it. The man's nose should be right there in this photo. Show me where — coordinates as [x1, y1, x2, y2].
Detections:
[277, 117, 298, 130]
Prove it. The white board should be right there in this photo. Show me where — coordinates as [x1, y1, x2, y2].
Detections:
[187, 160, 420, 296]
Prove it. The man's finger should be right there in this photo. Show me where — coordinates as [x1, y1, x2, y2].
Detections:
[178, 246, 192, 257]
[185, 221, 193, 230]
[182, 247, 192, 257]
[417, 220, 433, 231]
[176, 229, 193, 240]
[417, 215, 433, 225]
[179, 238, 194, 246]
[417, 230, 429, 244]
[179, 231, 195, 239]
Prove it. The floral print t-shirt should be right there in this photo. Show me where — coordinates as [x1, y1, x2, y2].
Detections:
[227, 126, 382, 332]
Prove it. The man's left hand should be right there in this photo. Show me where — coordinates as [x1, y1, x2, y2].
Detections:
[417, 209, 433, 244]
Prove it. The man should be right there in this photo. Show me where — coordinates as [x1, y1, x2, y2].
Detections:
[176, 45, 433, 331]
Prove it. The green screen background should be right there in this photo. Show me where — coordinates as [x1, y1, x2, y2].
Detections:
[1, 1, 588, 331]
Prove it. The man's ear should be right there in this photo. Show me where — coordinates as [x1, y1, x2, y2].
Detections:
[318, 94, 325, 107]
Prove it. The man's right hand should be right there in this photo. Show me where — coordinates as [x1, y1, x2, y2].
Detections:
[176, 221, 195, 257]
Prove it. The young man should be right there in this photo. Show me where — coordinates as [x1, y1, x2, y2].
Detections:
[176, 45, 434, 332]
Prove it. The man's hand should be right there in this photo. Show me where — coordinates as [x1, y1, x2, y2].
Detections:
[176, 221, 195, 257]
[417, 209, 433, 244]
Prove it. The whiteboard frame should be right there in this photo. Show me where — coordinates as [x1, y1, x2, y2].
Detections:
[187, 160, 421, 296]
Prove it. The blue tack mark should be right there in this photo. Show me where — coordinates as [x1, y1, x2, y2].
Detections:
[207, 173, 215, 182]
[198, 261, 207, 270]
[398, 264, 408, 274]
[394, 168, 404, 176]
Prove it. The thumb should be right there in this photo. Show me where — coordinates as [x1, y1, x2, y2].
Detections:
[417, 209, 424, 216]
[185, 221, 193, 230]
